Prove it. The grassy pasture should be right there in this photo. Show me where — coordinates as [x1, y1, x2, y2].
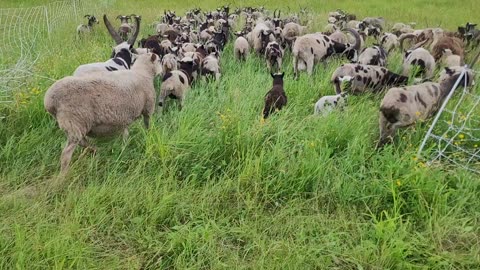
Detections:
[1, 0, 480, 269]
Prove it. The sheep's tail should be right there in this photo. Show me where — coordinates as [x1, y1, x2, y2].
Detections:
[380, 106, 400, 124]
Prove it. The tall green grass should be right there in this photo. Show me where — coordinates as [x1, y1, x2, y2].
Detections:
[1, 0, 480, 268]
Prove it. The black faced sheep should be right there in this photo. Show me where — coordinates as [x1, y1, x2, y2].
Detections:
[44, 53, 162, 173]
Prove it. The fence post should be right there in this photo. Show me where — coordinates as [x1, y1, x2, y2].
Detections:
[44, 6, 51, 35]
[73, 0, 77, 17]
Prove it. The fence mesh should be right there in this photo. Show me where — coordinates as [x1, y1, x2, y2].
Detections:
[0, 0, 108, 111]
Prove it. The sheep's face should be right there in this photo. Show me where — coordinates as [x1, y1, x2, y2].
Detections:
[151, 54, 163, 76]
[440, 67, 474, 87]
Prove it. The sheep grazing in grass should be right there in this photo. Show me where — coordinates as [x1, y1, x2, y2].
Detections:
[440, 49, 463, 67]
[44, 53, 163, 173]
[380, 33, 399, 53]
[314, 92, 348, 115]
[265, 41, 283, 72]
[357, 45, 388, 66]
[201, 52, 221, 81]
[402, 48, 435, 79]
[263, 72, 287, 119]
[158, 57, 196, 111]
[331, 64, 408, 94]
[234, 31, 250, 61]
[377, 66, 474, 148]
[76, 15, 99, 36]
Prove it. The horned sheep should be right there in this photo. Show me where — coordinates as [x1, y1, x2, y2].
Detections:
[44, 53, 163, 173]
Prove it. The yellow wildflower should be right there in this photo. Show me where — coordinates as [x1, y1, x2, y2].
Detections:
[415, 111, 421, 116]
[396, 180, 401, 186]
[458, 134, 465, 140]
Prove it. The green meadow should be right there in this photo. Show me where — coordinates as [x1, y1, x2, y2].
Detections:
[1, 0, 479, 268]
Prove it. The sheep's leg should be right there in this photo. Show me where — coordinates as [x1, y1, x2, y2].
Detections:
[293, 55, 299, 80]
[122, 129, 129, 143]
[306, 57, 314, 76]
[79, 138, 97, 154]
[60, 140, 77, 174]
[376, 114, 396, 149]
[143, 115, 150, 129]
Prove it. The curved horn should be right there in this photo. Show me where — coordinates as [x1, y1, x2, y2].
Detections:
[84, 14, 90, 18]
[344, 28, 361, 51]
[127, 15, 141, 45]
[116, 15, 123, 20]
[398, 33, 416, 51]
[410, 38, 429, 50]
[104, 14, 123, 44]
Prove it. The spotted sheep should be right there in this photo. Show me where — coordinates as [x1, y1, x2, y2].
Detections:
[76, 15, 99, 36]
[265, 41, 283, 72]
[158, 57, 196, 111]
[402, 48, 435, 79]
[292, 28, 361, 79]
[314, 92, 348, 116]
[357, 45, 388, 66]
[263, 73, 287, 119]
[331, 64, 409, 94]
[329, 31, 348, 44]
[73, 15, 140, 76]
[377, 66, 474, 148]
[380, 33, 399, 53]
[234, 31, 250, 61]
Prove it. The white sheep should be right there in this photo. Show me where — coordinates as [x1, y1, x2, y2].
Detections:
[314, 93, 348, 115]
[378, 66, 474, 148]
[44, 53, 163, 173]
[234, 32, 250, 61]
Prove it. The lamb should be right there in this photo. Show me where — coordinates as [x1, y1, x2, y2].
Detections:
[161, 53, 178, 74]
[234, 31, 250, 61]
[380, 33, 399, 53]
[263, 72, 287, 119]
[201, 52, 221, 81]
[44, 53, 163, 173]
[357, 45, 388, 66]
[377, 66, 474, 148]
[265, 41, 283, 72]
[314, 92, 348, 115]
[331, 64, 409, 94]
[292, 28, 361, 79]
[441, 49, 463, 67]
[76, 15, 99, 36]
[158, 57, 196, 111]
[402, 48, 435, 79]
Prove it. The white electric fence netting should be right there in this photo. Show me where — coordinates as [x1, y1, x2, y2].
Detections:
[418, 66, 480, 174]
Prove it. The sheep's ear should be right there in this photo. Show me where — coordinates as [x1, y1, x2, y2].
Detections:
[280, 72, 284, 78]
[444, 67, 454, 75]
[271, 73, 275, 78]
[150, 53, 157, 62]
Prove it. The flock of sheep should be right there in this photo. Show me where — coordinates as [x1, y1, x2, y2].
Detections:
[46, 6, 479, 173]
